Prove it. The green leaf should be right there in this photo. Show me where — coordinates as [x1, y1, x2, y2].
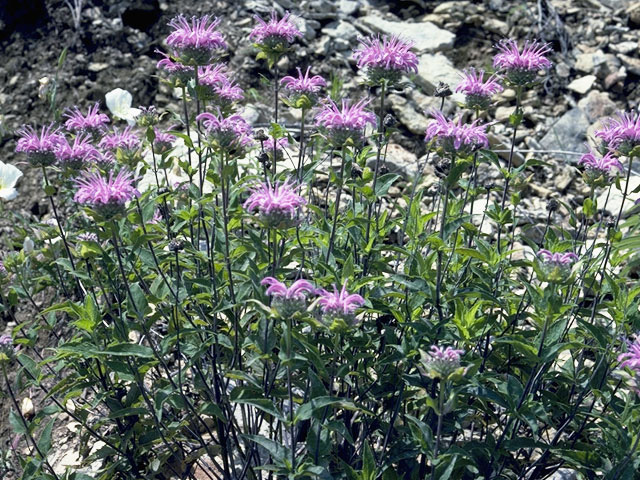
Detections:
[230, 387, 283, 421]
[9, 409, 27, 434]
[361, 443, 376, 480]
[374, 173, 400, 197]
[37, 418, 55, 454]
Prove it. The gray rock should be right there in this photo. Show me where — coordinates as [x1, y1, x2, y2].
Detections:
[415, 53, 464, 102]
[387, 94, 429, 136]
[611, 41, 638, 54]
[628, 2, 640, 28]
[577, 90, 617, 122]
[540, 108, 590, 155]
[549, 469, 578, 480]
[337, 0, 360, 16]
[360, 15, 455, 53]
[567, 75, 597, 94]
[595, 174, 640, 218]
[488, 132, 525, 167]
[323, 20, 359, 50]
[368, 143, 419, 179]
[618, 53, 640, 76]
[574, 50, 620, 79]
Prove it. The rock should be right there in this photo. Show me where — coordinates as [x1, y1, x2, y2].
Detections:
[555, 62, 571, 78]
[337, 0, 360, 16]
[415, 53, 464, 102]
[611, 41, 638, 54]
[88, 62, 109, 73]
[488, 132, 525, 167]
[369, 143, 419, 179]
[554, 166, 576, 193]
[577, 90, 617, 122]
[323, 20, 359, 50]
[567, 75, 597, 94]
[540, 108, 590, 155]
[596, 174, 640, 218]
[494, 106, 512, 122]
[387, 94, 429, 135]
[360, 15, 455, 53]
[549, 469, 578, 480]
[574, 50, 619, 78]
[618, 53, 640, 76]
[628, 2, 640, 28]
[483, 18, 509, 35]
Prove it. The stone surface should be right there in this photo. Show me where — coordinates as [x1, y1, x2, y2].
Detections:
[540, 108, 591, 155]
[387, 94, 429, 136]
[414, 53, 464, 102]
[368, 143, 420, 179]
[596, 174, 640, 218]
[618, 53, 640, 76]
[577, 90, 617, 122]
[488, 132, 525, 167]
[323, 20, 359, 50]
[360, 15, 455, 53]
[567, 75, 597, 94]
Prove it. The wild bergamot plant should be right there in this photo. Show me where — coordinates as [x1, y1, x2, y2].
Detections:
[0, 12, 639, 480]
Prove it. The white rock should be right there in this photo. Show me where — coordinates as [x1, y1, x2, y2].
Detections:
[596, 174, 640, 219]
[368, 143, 419, 179]
[360, 15, 455, 53]
[415, 53, 464, 102]
[567, 75, 597, 94]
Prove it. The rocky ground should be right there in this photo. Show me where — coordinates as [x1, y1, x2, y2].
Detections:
[2, 0, 640, 477]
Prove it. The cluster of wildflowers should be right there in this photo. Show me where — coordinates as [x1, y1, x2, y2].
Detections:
[197, 112, 253, 150]
[55, 134, 100, 171]
[616, 335, 640, 395]
[15, 125, 65, 167]
[244, 179, 305, 228]
[315, 98, 377, 145]
[64, 103, 110, 134]
[156, 51, 194, 85]
[0, 334, 14, 362]
[493, 39, 552, 86]
[197, 64, 244, 107]
[578, 150, 623, 188]
[74, 170, 140, 218]
[535, 249, 579, 284]
[424, 110, 489, 157]
[594, 112, 640, 156]
[250, 11, 302, 50]
[353, 34, 418, 84]
[153, 128, 176, 154]
[422, 345, 465, 380]
[456, 68, 503, 110]
[280, 67, 327, 108]
[261, 277, 315, 317]
[261, 278, 365, 328]
[166, 14, 227, 65]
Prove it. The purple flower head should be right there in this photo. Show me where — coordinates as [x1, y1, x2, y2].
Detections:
[64, 103, 110, 133]
[250, 11, 302, 49]
[153, 127, 176, 154]
[15, 124, 66, 167]
[594, 112, 640, 156]
[55, 134, 100, 171]
[98, 126, 141, 152]
[136, 106, 159, 127]
[74, 169, 140, 218]
[422, 345, 465, 379]
[165, 15, 227, 65]
[196, 64, 244, 106]
[264, 137, 289, 158]
[196, 111, 253, 150]
[536, 249, 579, 283]
[198, 63, 230, 86]
[261, 276, 315, 317]
[77, 232, 98, 242]
[455, 68, 504, 110]
[281, 67, 327, 108]
[156, 50, 194, 84]
[424, 110, 489, 156]
[579, 149, 623, 187]
[619, 335, 640, 373]
[316, 282, 365, 327]
[315, 98, 376, 145]
[244, 179, 305, 228]
[0, 334, 15, 360]
[353, 34, 418, 83]
[493, 39, 552, 86]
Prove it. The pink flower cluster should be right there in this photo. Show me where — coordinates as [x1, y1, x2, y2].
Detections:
[55, 134, 100, 171]
[261, 277, 365, 323]
[281, 67, 327, 107]
[579, 150, 623, 186]
[456, 68, 503, 110]
[493, 39, 552, 85]
[619, 336, 640, 372]
[423, 345, 465, 379]
[74, 170, 140, 217]
[537, 249, 579, 266]
[64, 103, 110, 133]
[198, 64, 244, 106]
[15, 125, 65, 166]
[166, 15, 227, 65]
[424, 110, 489, 156]
[315, 98, 376, 145]
[156, 51, 194, 84]
[196, 112, 253, 149]
[244, 179, 305, 228]
[353, 34, 418, 83]
[595, 112, 640, 156]
[98, 127, 141, 152]
[250, 11, 302, 48]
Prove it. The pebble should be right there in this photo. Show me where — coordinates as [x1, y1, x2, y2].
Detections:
[567, 75, 597, 94]
[360, 15, 456, 53]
